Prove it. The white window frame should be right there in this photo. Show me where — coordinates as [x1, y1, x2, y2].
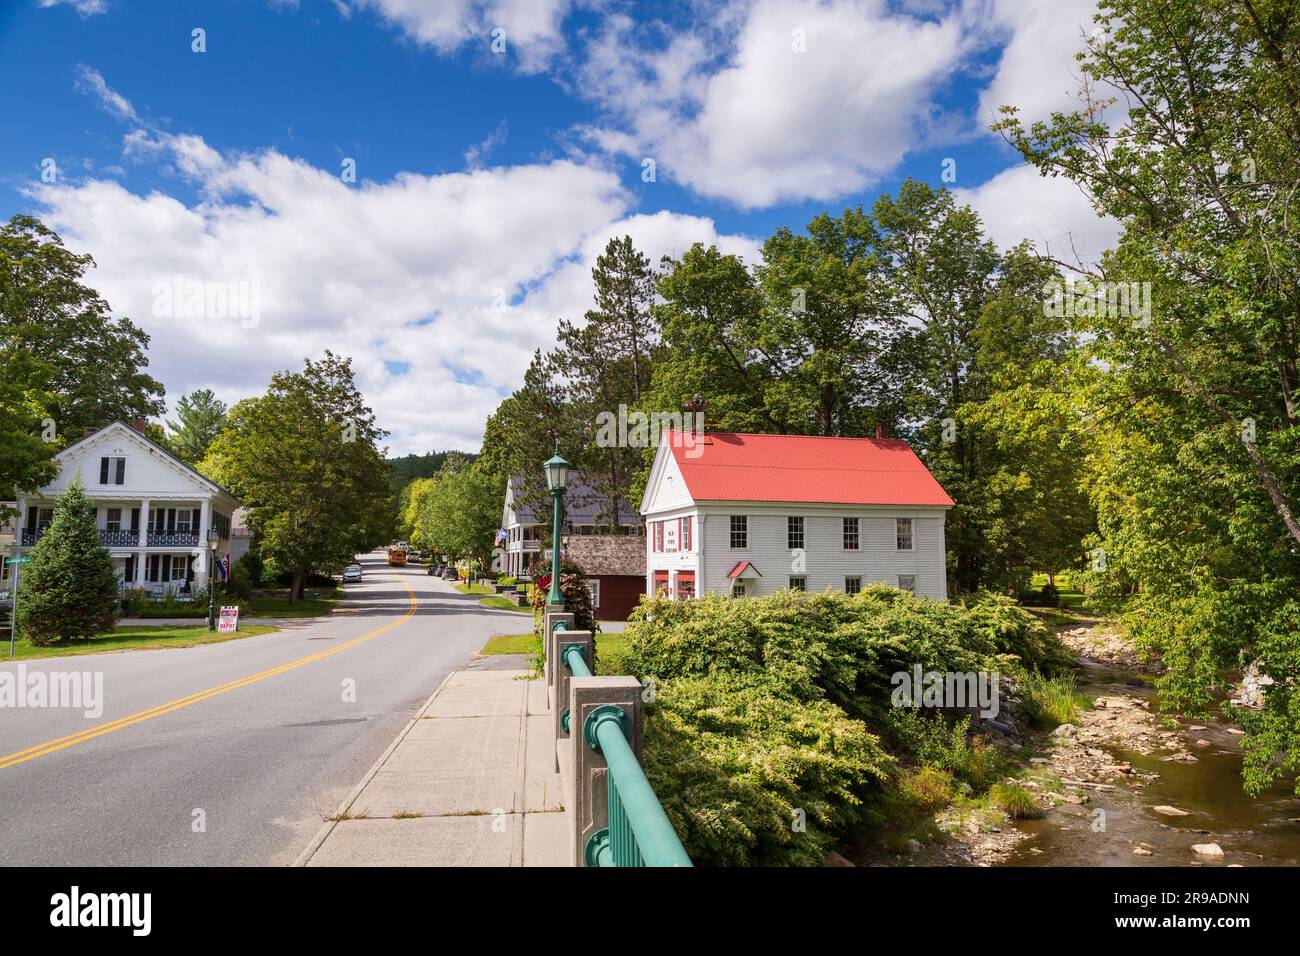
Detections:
[731, 582, 746, 599]
[100, 456, 126, 486]
[898, 574, 916, 594]
[587, 579, 601, 609]
[843, 516, 860, 550]
[105, 507, 122, 532]
[789, 576, 806, 591]
[787, 516, 804, 550]
[844, 576, 862, 595]
[730, 515, 748, 549]
[896, 517, 914, 551]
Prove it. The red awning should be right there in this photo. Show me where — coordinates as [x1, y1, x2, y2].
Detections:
[726, 561, 761, 579]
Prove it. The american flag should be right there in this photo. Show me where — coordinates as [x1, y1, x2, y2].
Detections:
[494, 528, 508, 544]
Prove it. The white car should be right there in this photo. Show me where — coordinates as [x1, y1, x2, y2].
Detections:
[342, 565, 363, 583]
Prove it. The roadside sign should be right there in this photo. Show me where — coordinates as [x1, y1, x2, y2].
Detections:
[218, 606, 240, 634]
[5, 557, 31, 565]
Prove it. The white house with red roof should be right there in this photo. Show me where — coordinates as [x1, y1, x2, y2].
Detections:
[640, 430, 954, 601]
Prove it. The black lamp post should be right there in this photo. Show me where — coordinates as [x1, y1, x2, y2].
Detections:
[207, 527, 220, 631]
[543, 448, 571, 607]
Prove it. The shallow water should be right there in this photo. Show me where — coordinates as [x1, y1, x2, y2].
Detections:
[1001, 664, 1300, 867]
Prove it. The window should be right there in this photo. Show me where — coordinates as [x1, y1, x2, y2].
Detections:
[674, 571, 695, 601]
[176, 509, 193, 532]
[896, 517, 914, 551]
[730, 515, 748, 549]
[844, 576, 862, 595]
[789, 576, 806, 591]
[787, 516, 804, 550]
[680, 516, 692, 551]
[731, 582, 746, 599]
[898, 575, 916, 594]
[652, 570, 669, 596]
[26, 507, 54, 530]
[171, 556, 189, 582]
[99, 456, 126, 485]
[587, 580, 601, 609]
[654, 521, 664, 552]
[105, 508, 122, 532]
[843, 517, 860, 550]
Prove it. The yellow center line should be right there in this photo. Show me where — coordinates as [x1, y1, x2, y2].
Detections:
[0, 571, 418, 771]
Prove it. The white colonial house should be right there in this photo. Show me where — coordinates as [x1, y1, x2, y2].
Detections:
[641, 431, 953, 601]
[500, 473, 641, 579]
[12, 419, 240, 596]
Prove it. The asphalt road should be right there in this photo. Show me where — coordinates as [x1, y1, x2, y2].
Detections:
[0, 552, 531, 866]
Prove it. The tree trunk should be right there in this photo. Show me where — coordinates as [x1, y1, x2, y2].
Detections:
[290, 571, 303, 602]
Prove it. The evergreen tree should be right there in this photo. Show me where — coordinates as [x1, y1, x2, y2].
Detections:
[165, 388, 228, 465]
[18, 478, 120, 645]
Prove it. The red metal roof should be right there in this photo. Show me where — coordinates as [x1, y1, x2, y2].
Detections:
[664, 431, 954, 507]
[726, 560, 761, 579]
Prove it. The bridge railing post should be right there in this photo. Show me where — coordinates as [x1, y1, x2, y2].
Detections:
[567, 675, 642, 867]
[553, 631, 593, 751]
[542, 610, 574, 708]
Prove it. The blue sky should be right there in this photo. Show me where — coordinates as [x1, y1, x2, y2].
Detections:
[1, 0, 1115, 454]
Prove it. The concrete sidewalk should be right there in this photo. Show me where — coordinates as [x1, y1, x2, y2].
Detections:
[295, 668, 568, 867]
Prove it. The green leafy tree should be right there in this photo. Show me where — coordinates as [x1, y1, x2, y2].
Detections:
[0, 351, 59, 521]
[995, 0, 1300, 792]
[0, 215, 164, 435]
[203, 352, 394, 600]
[17, 479, 120, 644]
[416, 459, 503, 568]
[165, 388, 228, 465]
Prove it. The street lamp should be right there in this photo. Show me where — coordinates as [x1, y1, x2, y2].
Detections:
[207, 527, 220, 631]
[543, 448, 571, 607]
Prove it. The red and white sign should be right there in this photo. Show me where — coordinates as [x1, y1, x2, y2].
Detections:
[218, 606, 240, 634]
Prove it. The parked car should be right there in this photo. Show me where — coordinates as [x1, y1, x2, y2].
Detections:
[407, 549, 423, 562]
[427, 562, 437, 576]
[342, 565, 363, 583]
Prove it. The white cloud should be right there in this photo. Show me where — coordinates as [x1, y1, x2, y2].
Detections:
[39, 0, 108, 15]
[954, 163, 1119, 266]
[74, 65, 137, 121]
[342, 0, 574, 71]
[29, 135, 757, 454]
[973, 0, 1100, 130]
[577, 0, 968, 208]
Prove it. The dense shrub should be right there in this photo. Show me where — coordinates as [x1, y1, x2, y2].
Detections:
[625, 586, 1069, 864]
[236, 551, 264, 588]
[642, 673, 892, 866]
[626, 586, 1065, 723]
[225, 562, 255, 601]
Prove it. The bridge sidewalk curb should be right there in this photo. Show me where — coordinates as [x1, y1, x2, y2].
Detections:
[291, 669, 458, 867]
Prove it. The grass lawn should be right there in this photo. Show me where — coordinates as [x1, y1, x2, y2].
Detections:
[1025, 573, 1087, 610]
[123, 588, 341, 620]
[455, 582, 495, 596]
[1, 624, 280, 661]
[479, 631, 630, 671]
[479, 595, 531, 613]
[243, 588, 341, 618]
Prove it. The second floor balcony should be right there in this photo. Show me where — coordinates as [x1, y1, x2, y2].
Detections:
[20, 527, 200, 548]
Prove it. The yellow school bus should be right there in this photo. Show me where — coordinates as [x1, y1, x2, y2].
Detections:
[387, 546, 408, 567]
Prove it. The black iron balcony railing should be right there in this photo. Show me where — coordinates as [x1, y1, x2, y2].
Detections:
[19, 528, 44, 546]
[100, 529, 139, 548]
[147, 530, 199, 547]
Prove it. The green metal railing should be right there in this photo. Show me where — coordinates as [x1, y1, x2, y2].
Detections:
[554, 621, 692, 868]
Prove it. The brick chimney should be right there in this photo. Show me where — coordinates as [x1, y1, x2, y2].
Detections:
[874, 423, 887, 440]
[131, 416, 147, 433]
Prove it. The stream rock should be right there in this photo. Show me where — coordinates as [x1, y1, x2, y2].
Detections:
[1191, 842, 1224, 859]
